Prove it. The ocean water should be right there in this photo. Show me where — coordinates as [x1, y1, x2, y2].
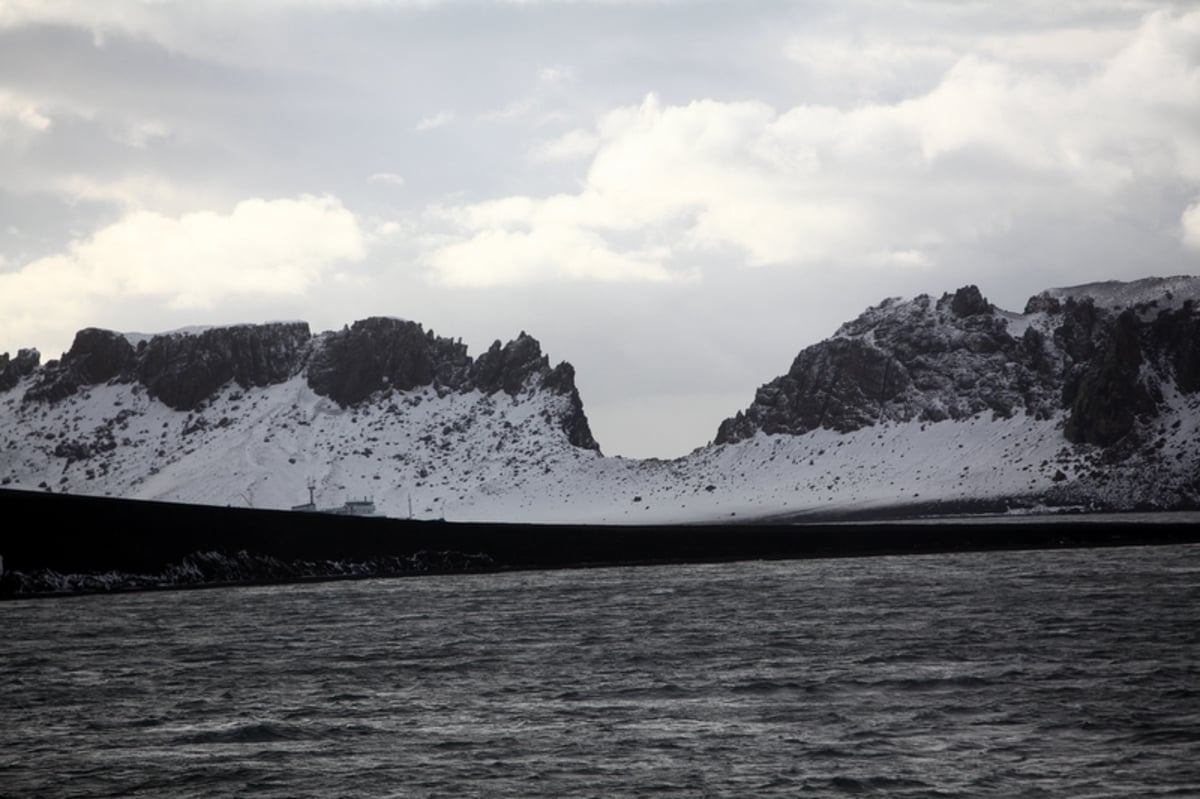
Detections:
[2, 544, 1199, 797]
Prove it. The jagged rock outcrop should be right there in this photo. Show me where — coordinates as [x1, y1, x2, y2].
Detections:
[306, 318, 471, 404]
[1149, 301, 1200, 393]
[1063, 309, 1155, 447]
[20, 323, 312, 410]
[717, 286, 1056, 444]
[137, 323, 312, 411]
[10, 316, 600, 453]
[0, 348, 39, 392]
[466, 332, 599, 450]
[26, 329, 136, 403]
[471, 333, 549, 395]
[717, 280, 1200, 459]
[542, 361, 600, 450]
[716, 338, 909, 441]
[305, 320, 598, 451]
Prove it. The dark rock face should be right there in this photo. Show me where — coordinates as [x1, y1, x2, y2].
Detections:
[26, 329, 135, 403]
[138, 323, 312, 411]
[717, 282, 1200, 455]
[542, 361, 600, 451]
[0, 348, 40, 392]
[1063, 310, 1154, 447]
[949, 284, 990, 317]
[15, 316, 599, 451]
[717, 338, 908, 443]
[306, 318, 471, 404]
[717, 286, 1056, 445]
[471, 333, 549, 395]
[1150, 301, 1200, 394]
[20, 323, 312, 409]
[305, 319, 600, 451]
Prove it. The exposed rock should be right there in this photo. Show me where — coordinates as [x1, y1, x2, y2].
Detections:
[717, 285, 1055, 444]
[306, 318, 470, 404]
[716, 338, 909, 443]
[471, 333, 550, 395]
[542, 361, 600, 452]
[307, 322, 600, 451]
[947, 284, 991, 318]
[1148, 301, 1200, 394]
[717, 279, 1200, 456]
[1023, 293, 1062, 315]
[139, 322, 312, 411]
[1064, 310, 1155, 447]
[14, 316, 600, 454]
[0, 348, 39, 392]
[26, 329, 135, 403]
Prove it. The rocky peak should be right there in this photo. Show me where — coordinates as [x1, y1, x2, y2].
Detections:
[306, 317, 471, 404]
[306, 321, 599, 451]
[0, 348, 40, 392]
[541, 360, 600, 451]
[467, 333, 599, 451]
[719, 285, 1047, 445]
[25, 328, 136, 403]
[19, 322, 312, 410]
[716, 279, 1200, 455]
[137, 322, 312, 411]
[470, 332, 551, 395]
[13, 315, 599, 451]
[946, 284, 991, 318]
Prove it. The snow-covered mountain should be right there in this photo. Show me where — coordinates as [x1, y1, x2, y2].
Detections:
[3, 277, 1198, 522]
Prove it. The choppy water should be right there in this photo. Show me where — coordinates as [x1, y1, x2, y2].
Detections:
[2, 544, 1199, 797]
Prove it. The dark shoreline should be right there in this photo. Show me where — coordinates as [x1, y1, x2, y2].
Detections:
[2, 488, 1198, 599]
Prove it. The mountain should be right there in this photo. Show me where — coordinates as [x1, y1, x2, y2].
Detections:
[0, 318, 603, 519]
[714, 277, 1200, 514]
[2, 276, 1198, 522]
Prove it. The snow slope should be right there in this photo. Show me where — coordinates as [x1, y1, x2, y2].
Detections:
[0, 369, 1089, 521]
[3, 277, 1198, 522]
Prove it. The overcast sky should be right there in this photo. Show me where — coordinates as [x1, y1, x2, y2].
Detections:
[1, 0, 1198, 458]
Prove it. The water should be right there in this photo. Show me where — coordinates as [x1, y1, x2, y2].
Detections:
[2, 545, 1199, 797]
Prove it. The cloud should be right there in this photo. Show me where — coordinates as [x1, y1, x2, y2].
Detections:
[52, 174, 216, 213]
[367, 172, 406, 187]
[0, 89, 53, 139]
[0, 194, 365, 356]
[415, 111, 454, 132]
[536, 129, 599, 161]
[1182, 203, 1200, 251]
[416, 9, 1200, 288]
[422, 221, 681, 287]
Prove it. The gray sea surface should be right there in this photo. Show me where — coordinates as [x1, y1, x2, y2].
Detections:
[2, 544, 1199, 797]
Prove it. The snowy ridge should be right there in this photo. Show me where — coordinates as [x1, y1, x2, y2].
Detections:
[3, 276, 1199, 522]
[0, 371, 1107, 522]
[1040, 276, 1200, 313]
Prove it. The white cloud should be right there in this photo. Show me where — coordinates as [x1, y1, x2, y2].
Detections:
[0, 90, 53, 138]
[0, 195, 365, 357]
[1182, 203, 1200, 251]
[415, 111, 454, 132]
[415, 10, 1200, 287]
[977, 27, 1133, 65]
[117, 119, 169, 148]
[536, 129, 599, 161]
[52, 174, 229, 215]
[367, 172, 406, 187]
[784, 36, 956, 102]
[423, 224, 681, 287]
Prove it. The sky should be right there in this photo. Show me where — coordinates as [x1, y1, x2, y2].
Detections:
[0, 0, 1198, 459]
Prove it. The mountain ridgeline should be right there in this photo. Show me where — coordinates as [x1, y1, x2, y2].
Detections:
[716, 281, 1200, 457]
[2, 276, 1198, 521]
[10, 318, 599, 452]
